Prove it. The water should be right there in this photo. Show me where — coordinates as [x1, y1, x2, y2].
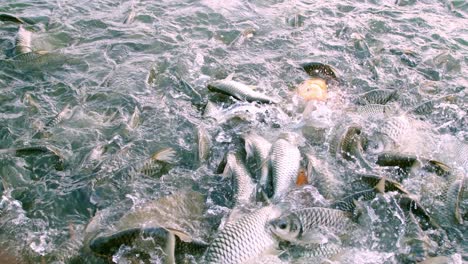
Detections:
[0, 0, 466, 263]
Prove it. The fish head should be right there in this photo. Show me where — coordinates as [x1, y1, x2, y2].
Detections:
[363, 132, 396, 155]
[268, 214, 301, 241]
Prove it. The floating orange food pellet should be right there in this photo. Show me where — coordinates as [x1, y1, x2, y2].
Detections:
[296, 168, 308, 186]
[297, 78, 328, 101]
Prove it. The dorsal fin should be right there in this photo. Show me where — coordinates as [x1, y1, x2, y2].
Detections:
[225, 73, 235, 81]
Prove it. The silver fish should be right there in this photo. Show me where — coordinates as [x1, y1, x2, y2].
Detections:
[269, 207, 353, 244]
[207, 77, 279, 104]
[7, 50, 67, 68]
[270, 137, 301, 200]
[242, 132, 272, 187]
[306, 153, 344, 200]
[346, 104, 400, 118]
[223, 152, 256, 205]
[15, 25, 32, 54]
[204, 205, 282, 264]
[196, 125, 211, 163]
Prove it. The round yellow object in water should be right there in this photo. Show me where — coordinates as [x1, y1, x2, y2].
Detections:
[297, 78, 328, 101]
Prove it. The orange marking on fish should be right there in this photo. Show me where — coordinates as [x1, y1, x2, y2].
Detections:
[296, 168, 308, 186]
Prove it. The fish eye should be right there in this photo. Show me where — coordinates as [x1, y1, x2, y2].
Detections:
[277, 220, 288, 230]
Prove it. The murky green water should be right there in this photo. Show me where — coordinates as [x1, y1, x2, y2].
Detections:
[0, 0, 466, 263]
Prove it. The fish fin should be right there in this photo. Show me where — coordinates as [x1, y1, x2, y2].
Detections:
[256, 185, 271, 205]
[203, 101, 221, 118]
[296, 168, 308, 186]
[165, 227, 192, 243]
[242, 133, 255, 160]
[302, 101, 318, 116]
[428, 160, 451, 175]
[163, 231, 176, 264]
[248, 85, 257, 90]
[151, 148, 176, 163]
[298, 230, 330, 244]
[224, 73, 235, 81]
[375, 177, 386, 193]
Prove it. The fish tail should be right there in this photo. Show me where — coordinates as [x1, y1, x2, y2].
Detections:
[151, 148, 177, 163]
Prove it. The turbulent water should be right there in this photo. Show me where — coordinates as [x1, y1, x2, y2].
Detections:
[0, 0, 466, 263]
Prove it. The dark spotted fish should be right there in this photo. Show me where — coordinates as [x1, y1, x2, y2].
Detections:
[269, 207, 353, 244]
[204, 205, 282, 264]
[301, 62, 337, 80]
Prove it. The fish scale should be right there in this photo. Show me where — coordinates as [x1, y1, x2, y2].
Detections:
[271, 138, 301, 199]
[204, 206, 281, 264]
[294, 207, 353, 233]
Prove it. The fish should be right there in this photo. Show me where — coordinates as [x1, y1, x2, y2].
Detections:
[22, 92, 41, 112]
[229, 28, 256, 47]
[207, 75, 280, 104]
[6, 50, 67, 68]
[204, 205, 282, 264]
[134, 148, 177, 177]
[0, 13, 25, 24]
[331, 178, 386, 213]
[306, 154, 344, 200]
[33, 104, 73, 138]
[431, 176, 465, 226]
[15, 25, 33, 54]
[356, 89, 398, 105]
[127, 106, 141, 130]
[376, 152, 451, 176]
[397, 212, 437, 263]
[269, 207, 354, 244]
[242, 132, 272, 187]
[89, 227, 208, 263]
[203, 101, 270, 124]
[196, 125, 211, 163]
[301, 62, 338, 80]
[123, 8, 136, 24]
[270, 136, 301, 199]
[46, 104, 73, 128]
[346, 104, 400, 118]
[222, 152, 256, 205]
[331, 125, 372, 170]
